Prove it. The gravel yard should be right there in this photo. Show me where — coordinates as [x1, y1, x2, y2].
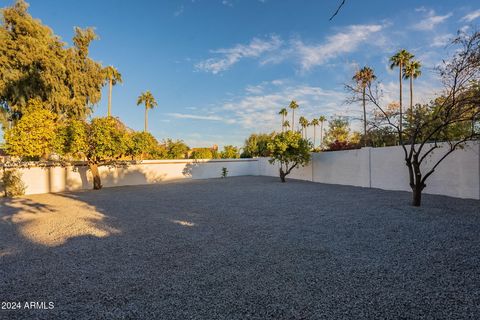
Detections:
[1, 176, 480, 319]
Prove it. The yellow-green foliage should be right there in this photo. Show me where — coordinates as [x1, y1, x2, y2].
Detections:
[267, 131, 312, 181]
[1, 169, 26, 197]
[221, 145, 239, 159]
[191, 148, 213, 159]
[85, 117, 129, 163]
[5, 103, 58, 158]
[127, 131, 160, 160]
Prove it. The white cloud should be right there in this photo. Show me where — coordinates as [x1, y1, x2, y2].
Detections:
[174, 5, 184, 17]
[168, 113, 235, 123]
[461, 9, 480, 22]
[195, 35, 282, 74]
[430, 33, 453, 47]
[413, 10, 452, 30]
[292, 24, 384, 71]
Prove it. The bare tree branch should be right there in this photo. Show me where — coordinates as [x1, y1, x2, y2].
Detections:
[329, 0, 346, 21]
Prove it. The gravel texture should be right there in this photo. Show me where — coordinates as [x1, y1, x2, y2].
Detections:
[1, 176, 480, 319]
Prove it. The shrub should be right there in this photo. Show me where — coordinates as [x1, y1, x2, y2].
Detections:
[2, 169, 26, 197]
[326, 140, 361, 151]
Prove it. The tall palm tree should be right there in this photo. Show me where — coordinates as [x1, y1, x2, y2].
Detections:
[288, 100, 299, 131]
[136, 91, 158, 132]
[319, 115, 326, 147]
[403, 60, 422, 122]
[353, 66, 376, 146]
[103, 66, 122, 117]
[299, 116, 309, 138]
[282, 120, 290, 130]
[390, 49, 414, 135]
[310, 118, 320, 147]
[279, 108, 288, 132]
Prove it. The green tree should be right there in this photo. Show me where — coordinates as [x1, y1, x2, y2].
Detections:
[288, 100, 299, 130]
[267, 131, 312, 182]
[390, 49, 414, 135]
[164, 139, 189, 159]
[240, 133, 273, 158]
[282, 120, 290, 130]
[299, 116, 309, 139]
[0, 1, 105, 120]
[137, 91, 158, 132]
[403, 60, 422, 122]
[80, 117, 130, 189]
[4, 100, 58, 159]
[310, 118, 319, 147]
[103, 66, 122, 117]
[127, 131, 159, 160]
[190, 148, 213, 159]
[323, 117, 351, 145]
[353, 66, 376, 146]
[278, 108, 288, 132]
[221, 145, 239, 159]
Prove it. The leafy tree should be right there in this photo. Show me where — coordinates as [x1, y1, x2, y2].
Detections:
[137, 91, 158, 132]
[190, 148, 213, 159]
[240, 133, 273, 158]
[0, 1, 104, 120]
[278, 108, 288, 132]
[323, 116, 350, 145]
[288, 100, 299, 130]
[72, 117, 130, 190]
[4, 100, 58, 159]
[221, 145, 239, 159]
[282, 120, 290, 130]
[389, 49, 414, 134]
[127, 131, 159, 160]
[103, 66, 122, 117]
[55, 119, 88, 160]
[352, 66, 376, 146]
[267, 131, 312, 182]
[164, 139, 189, 159]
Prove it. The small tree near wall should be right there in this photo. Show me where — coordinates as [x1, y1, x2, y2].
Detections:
[267, 131, 312, 182]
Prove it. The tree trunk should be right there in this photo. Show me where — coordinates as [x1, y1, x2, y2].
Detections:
[282, 114, 285, 132]
[320, 123, 323, 147]
[108, 79, 112, 117]
[412, 185, 422, 207]
[279, 168, 286, 183]
[363, 87, 367, 147]
[89, 163, 102, 190]
[144, 107, 148, 132]
[409, 76, 413, 123]
[399, 63, 403, 135]
[292, 110, 295, 131]
[313, 125, 316, 147]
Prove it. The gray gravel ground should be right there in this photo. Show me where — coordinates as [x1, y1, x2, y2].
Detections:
[1, 176, 480, 319]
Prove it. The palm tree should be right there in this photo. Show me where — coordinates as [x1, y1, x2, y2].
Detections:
[299, 116, 309, 138]
[310, 118, 320, 147]
[353, 66, 376, 146]
[136, 91, 158, 132]
[319, 115, 326, 147]
[288, 100, 299, 131]
[103, 66, 122, 117]
[403, 60, 422, 123]
[279, 108, 288, 132]
[282, 120, 290, 130]
[390, 49, 414, 135]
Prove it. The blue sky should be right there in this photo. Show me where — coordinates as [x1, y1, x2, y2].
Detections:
[2, 0, 480, 147]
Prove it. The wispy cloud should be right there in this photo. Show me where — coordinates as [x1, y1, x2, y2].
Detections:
[174, 5, 184, 17]
[461, 9, 480, 22]
[413, 10, 452, 30]
[430, 33, 453, 47]
[195, 35, 282, 74]
[292, 24, 384, 71]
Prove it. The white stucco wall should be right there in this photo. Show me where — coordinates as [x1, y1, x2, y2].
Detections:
[6, 159, 259, 195]
[257, 141, 480, 200]
[4, 142, 479, 199]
